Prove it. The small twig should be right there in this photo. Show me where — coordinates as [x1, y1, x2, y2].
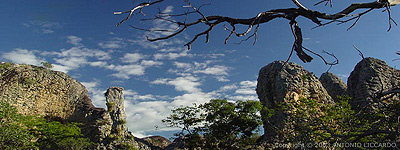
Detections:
[302, 47, 339, 65]
[314, 0, 333, 7]
[353, 45, 365, 59]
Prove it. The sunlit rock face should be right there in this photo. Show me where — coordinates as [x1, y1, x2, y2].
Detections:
[0, 63, 112, 143]
[256, 61, 334, 144]
[347, 57, 400, 112]
[105, 87, 129, 137]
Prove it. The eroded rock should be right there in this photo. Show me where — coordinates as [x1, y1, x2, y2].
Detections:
[256, 61, 334, 144]
[319, 72, 347, 101]
[347, 57, 400, 111]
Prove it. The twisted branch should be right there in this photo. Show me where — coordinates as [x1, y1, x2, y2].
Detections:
[115, 0, 396, 63]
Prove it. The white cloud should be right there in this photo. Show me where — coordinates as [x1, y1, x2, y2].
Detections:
[240, 80, 257, 88]
[54, 57, 87, 70]
[2, 48, 44, 66]
[173, 62, 192, 69]
[122, 53, 146, 63]
[54, 47, 111, 60]
[153, 51, 192, 60]
[152, 76, 201, 93]
[235, 89, 256, 95]
[23, 21, 61, 34]
[141, 60, 163, 66]
[107, 64, 146, 79]
[89, 61, 108, 67]
[67, 35, 83, 46]
[98, 37, 127, 49]
[81, 80, 106, 108]
[194, 65, 229, 76]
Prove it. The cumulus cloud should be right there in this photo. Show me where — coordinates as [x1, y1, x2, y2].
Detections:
[106, 64, 146, 79]
[81, 80, 107, 108]
[122, 53, 147, 63]
[141, 60, 163, 67]
[67, 35, 83, 46]
[152, 76, 201, 93]
[194, 65, 229, 76]
[1, 48, 44, 65]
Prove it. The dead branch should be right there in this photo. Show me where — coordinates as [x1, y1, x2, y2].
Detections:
[115, 0, 395, 63]
[353, 45, 365, 59]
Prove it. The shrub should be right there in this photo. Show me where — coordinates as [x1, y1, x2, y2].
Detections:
[0, 101, 94, 150]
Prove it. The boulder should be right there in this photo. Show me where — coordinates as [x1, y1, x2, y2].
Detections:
[319, 72, 347, 101]
[347, 57, 400, 111]
[256, 61, 334, 144]
[0, 63, 111, 142]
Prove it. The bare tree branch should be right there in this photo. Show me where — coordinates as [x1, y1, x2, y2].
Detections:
[115, 0, 395, 63]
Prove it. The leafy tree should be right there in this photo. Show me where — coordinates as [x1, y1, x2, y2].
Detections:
[0, 101, 94, 150]
[163, 99, 264, 149]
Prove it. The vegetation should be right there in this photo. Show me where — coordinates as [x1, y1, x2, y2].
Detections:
[0, 62, 12, 69]
[163, 99, 264, 149]
[266, 95, 400, 147]
[0, 101, 94, 150]
[41, 62, 53, 69]
[164, 96, 400, 149]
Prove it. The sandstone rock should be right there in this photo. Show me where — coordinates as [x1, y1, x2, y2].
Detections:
[137, 136, 171, 150]
[105, 87, 129, 137]
[319, 72, 347, 101]
[347, 57, 400, 111]
[0, 63, 151, 150]
[0, 63, 111, 143]
[256, 61, 334, 144]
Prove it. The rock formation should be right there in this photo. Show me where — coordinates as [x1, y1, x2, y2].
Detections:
[319, 72, 347, 101]
[105, 87, 129, 138]
[0, 63, 151, 150]
[0, 63, 111, 143]
[347, 57, 400, 111]
[256, 61, 334, 144]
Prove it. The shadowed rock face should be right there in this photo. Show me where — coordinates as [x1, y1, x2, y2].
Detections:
[347, 57, 400, 111]
[320, 72, 347, 102]
[256, 61, 333, 143]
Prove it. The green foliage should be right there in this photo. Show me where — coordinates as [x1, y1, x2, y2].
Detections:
[40, 62, 53, 69]
[0, 101, 94, 150]
[107, 102, 115, 112]
[163, 99, 264, 149]
[115, 142, 137, 150]
[275, 95, 400, 146]
[0, 102, 37, 150]
[0, 62, 12, 69]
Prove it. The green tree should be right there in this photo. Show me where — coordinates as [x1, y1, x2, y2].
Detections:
[0, 102, 37, 150]
[0, 101, 94, 150]
[163, 99, 264, 149]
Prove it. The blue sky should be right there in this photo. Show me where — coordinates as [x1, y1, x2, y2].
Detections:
[1, 0, 399, 138]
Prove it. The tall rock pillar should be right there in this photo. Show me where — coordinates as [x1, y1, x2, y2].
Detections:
[105, 87, 128, 137]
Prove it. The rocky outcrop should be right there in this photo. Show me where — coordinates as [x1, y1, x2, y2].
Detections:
[319, 72, 347, 101]
[106, 87, 129, 138]
[256, 61, 334, 144]
[347, 57, 400, 111]
[0, 63, 152, 150]
[0, 63, 111, 143]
